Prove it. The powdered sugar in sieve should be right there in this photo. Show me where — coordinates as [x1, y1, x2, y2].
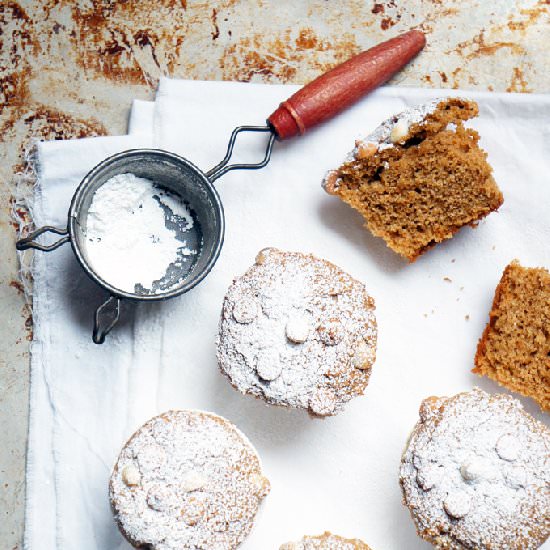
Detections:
[84, 173, 201, 295]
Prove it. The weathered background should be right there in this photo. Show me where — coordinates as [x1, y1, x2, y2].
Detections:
[0, 0, 548, 547]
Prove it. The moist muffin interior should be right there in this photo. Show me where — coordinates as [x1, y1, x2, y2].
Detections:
[474, 260, 550, 411]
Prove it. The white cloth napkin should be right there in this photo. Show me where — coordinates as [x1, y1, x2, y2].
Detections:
[25, 121, 154, 550]
[24, 78, 550, 550]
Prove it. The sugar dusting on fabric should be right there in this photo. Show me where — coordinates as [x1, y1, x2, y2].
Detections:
[85, 173, 196, 294]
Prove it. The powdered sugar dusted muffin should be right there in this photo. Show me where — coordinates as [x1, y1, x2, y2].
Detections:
[109, 410, 270, 549]
[280, 531, 372, 549]
[400, 388, 550, 549]
[217, 248, 377, 417]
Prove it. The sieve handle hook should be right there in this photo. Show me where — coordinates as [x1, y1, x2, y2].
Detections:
[206, 126, 276, 182]
[93, 295, 121, 345]
[16, 225, 70, 252]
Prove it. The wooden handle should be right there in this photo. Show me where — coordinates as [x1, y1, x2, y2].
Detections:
[268, 30, 426, 140]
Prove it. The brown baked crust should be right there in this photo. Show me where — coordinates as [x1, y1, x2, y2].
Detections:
[324, 98, 503, 262]
[474, 260, 550, 411]
[279, 531, 372, 549]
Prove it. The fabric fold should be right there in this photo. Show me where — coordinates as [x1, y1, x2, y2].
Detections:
[24, 102, 154, 550]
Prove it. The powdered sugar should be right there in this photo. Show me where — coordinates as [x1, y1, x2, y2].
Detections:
[322, 98, 454, 194]
[400, 388, 550, 549]
[216, 248, 377, 416]
[280, 532, 371, 549]
[346, 98, 442, 161]
[110, 410, 270, 550]
[85, 173, 196, 294]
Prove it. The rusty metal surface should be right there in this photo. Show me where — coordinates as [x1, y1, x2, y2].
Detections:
[0, 0, 548, 547]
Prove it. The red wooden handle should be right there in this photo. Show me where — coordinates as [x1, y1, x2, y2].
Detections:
[268, 30, 426, 140]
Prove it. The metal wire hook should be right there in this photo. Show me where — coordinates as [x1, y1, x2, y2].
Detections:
[16, 225, 70, 252]
[206, 125, 276, 182]
[93, 295, 121, 345]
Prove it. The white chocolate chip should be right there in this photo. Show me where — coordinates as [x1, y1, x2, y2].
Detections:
[460, 459, 487, 482]
[136, 445, 166, 473]
[256, 351, 282, 381]
[146, 483, 179, 513]
[505, 465, 527, 489]
[390, 119, 410, 143]
[496, 434, 520, 461]
[309, 387, 337, 416]
[355, 141, 378, 159]
[444, 491, 471, 519]
[285, 315, 311, 344]
[232, 297, 259, 324]
[352, 341, 375, 369]
[416, 464, 443, 491]
[317, 320, 344, 346]
[121, 464, 141, 487]
[180, 470, 207, 493]
[181, 496, 204, 526]
[250, 473, 271, 498]
[255, 247, 276, 265]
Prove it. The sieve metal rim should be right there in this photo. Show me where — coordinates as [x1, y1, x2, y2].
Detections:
[68, 148, 225, 302]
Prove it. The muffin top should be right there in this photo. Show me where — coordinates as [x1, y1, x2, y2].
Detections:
[322, 96, 476, 194]
[217, 248, 377, 417]
[400, 388, 550, 549]
[110, 410, 270, 550]
[280, 531, 372, 549]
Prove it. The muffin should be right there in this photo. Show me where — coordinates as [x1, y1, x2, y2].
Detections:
[217, 248, 377, 417]
[280, 531, 372, 549]
[474, 260, 550, 411]
[400, 388, 550, 549]
[109, 410, 270, 549]
[323, 97, 503, 261]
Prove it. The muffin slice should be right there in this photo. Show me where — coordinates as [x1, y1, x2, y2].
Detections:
[323, 98, 503, 261]
[474, 260, 550, 411]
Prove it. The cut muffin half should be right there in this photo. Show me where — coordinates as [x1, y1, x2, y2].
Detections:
[323, 98, 503, 261]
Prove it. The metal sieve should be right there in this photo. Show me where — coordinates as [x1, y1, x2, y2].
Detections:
[16, 31, 425, 343]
